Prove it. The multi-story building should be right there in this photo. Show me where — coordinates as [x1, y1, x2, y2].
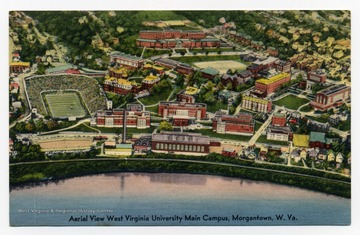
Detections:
[136, 30, 220, 49]
[151, 132, 215, 156]
[109, 51, 144, 69]
[141, 75, 160, 90]
[158, 101, 207, 122]
[253, 72, 291, 97]
[267, 125, 293, 142]
[103, 77, 137, 95]
[221, 70, 253, 88]
[201, 67, 219, 79]
[154, 58, 180, 69]
[10, 61, 30, 73]
[241, 95, 272, 113]
[310, 84, 350, 111]
[177, 86, 199, 104]
[272, 112, 287, 127]
[307, 69, 327, 83]
[273, 60, 291, 73]
[108, 67, 129, 78]
[213, 111, 255, 136]
[95, 109, 150, 129]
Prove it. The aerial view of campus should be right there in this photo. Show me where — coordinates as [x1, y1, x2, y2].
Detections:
[9, 10, 351, 226]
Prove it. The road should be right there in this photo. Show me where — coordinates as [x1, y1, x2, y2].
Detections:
[248, 107, 279, 145]
[10, 157, 351, 183]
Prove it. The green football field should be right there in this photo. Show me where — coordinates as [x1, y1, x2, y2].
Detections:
[45, 92, 87, 118]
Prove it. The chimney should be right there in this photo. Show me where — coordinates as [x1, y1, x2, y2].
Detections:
[122, 106, 127, 144]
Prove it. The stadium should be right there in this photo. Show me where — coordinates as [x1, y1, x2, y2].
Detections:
[24, 74, 107, 120]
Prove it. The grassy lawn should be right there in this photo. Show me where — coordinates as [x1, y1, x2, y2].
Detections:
[207, 101, 228, 113]
[67, 123, 99, 133]
[273, 94, 309, 110]
[139, 87, 173, 106]
[146, 105, 158, 113]
[171, 55, 249, 65]
[255, 135, 289, 146]
[191, 129, 252, 142]
[255, 121, 263, 131]
[299, 105, 314, 112]
[306, 114, 329, 123]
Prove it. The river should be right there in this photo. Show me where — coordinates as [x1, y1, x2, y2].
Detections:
[10, 172, 350, 226]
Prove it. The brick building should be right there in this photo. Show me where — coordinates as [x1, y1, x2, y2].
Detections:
[272, 112, 287, 127]
[221, 70, 253, 88]
[137, 30, 220, 49]
[309, 132, 331, 149]
[151, 132, 214, 156]
[109, 51, 144, 69]
[267, 46, 279, 57]
[176, 86, 199, 103]
[222, 147, 237, 157]
[103, 77, 137, 95]
[273, 60, 291, 73]
[310, 84, 350, 111]
[201, 67, 220, 79]
[108, 67, 129, 78]
[307, 69, 327, 83]
[241, 95, 272, 113]
[213, 111, 255, 136]
[141, 75, 160, 90]
[253, 72, 291, 97]
[158, 101, 207, 120]
[94, 109, 150, 129]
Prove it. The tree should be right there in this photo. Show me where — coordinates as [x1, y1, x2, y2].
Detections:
[46, 120, 58, 130]
[25, 122, 36, 133]
[159, 121, 173, 132]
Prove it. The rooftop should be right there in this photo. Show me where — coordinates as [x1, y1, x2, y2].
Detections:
[184, 86, 199, 95]
[110, 51, 143, 61]
[256, 72, 290, 85]
[320, 84, 349, 96]
[309, 132, 326, 143]
[243, 95, 269, 104]
[293, 134, 309, 147]
[201, 67, 219, 75]
[46, 64, 75, 73]
[10, 61, 30, 67]
[152, 132, 210, 145]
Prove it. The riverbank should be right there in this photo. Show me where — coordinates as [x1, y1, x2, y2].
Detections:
[10, 157, 350, 198]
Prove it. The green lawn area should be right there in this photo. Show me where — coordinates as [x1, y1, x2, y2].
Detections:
[146, 105, 158, 113]
[67, 123, 99, 133]
[191, 129, 252, 142]
[299, 105, 314, 112]
[255, 121, 263, 131]
[171, 55, 249, 65]
[306, 114, 329, 123]
[255, 135, 289, 146]
[207, 101, 228, 113]
[139, 87, 173, 106]
[273, 94, 309, 110]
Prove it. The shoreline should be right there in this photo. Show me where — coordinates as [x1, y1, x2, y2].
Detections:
[9, 158, 351, 198]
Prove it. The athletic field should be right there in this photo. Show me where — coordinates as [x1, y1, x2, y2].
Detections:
[193, 60, 247, 73]
[45, 92, 87, 118]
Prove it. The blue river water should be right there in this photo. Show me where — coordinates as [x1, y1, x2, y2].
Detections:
[10, 172, 350, 226]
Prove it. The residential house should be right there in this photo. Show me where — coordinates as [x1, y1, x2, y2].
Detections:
[317, 149, 328, 161]
[336, 152, 344, 164]
[327, 150, 335, 162]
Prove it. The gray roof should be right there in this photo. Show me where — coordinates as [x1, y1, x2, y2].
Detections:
[152, 132, 210, 145]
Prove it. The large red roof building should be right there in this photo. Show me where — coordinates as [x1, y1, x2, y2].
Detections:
[213, 111, 255, 136]
[310, 84, 350, 111]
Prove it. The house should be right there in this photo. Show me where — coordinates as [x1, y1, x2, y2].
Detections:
[317, 149, 328, 161]
[291, 149, 300, 162]
[222, 147, 237, 157]
[327, 150, 335, 162]
[308, 148, 319, 159]
[335, 152, 344, 163]
[300, 149, 307, 160]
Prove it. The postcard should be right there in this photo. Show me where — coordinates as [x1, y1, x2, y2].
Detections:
[9, 9, 351, 227]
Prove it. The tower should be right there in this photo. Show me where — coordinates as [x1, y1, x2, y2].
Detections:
[122, 105, 127, 144]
